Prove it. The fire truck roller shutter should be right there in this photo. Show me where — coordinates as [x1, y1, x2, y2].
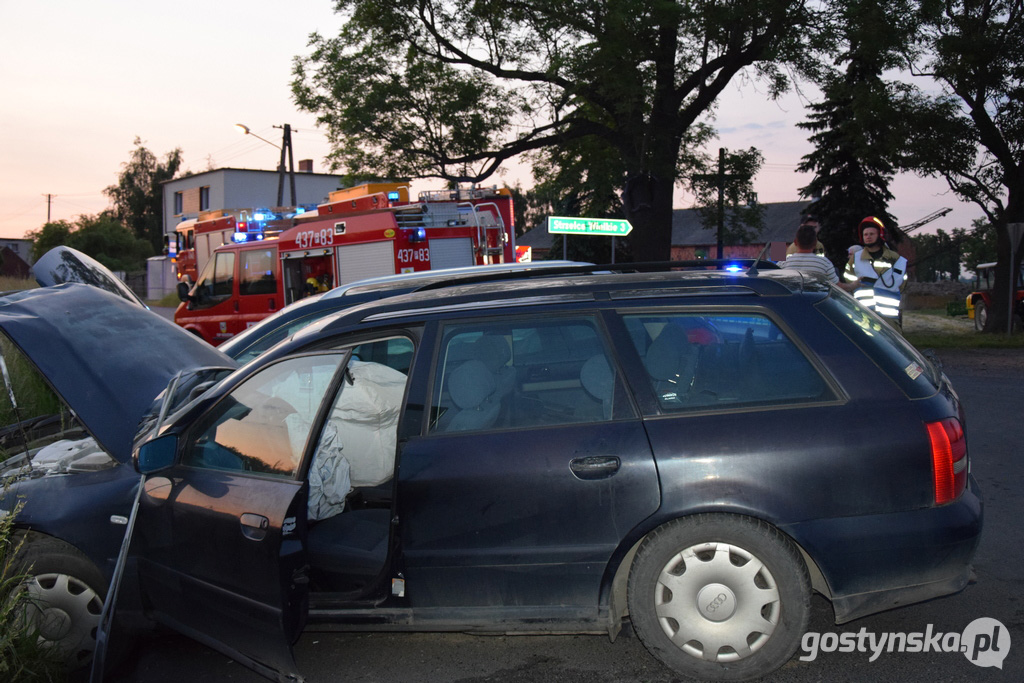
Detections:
[335, 241, 398, 285]
[428, 237, 474, 270]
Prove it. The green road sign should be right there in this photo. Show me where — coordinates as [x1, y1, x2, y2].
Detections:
[548, 216, 633, 236]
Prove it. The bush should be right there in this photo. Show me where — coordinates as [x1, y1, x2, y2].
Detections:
[0, 338, 65, 465]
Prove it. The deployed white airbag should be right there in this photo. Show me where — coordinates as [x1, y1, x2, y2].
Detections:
[307, 360, 406, 521]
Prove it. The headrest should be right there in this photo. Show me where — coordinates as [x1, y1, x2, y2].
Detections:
[472, 334, 511, 370]
[644, 325, 693, 381]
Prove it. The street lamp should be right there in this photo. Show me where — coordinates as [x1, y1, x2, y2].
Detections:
[235, 123, 281, 149]
[235, 123, 296, 206]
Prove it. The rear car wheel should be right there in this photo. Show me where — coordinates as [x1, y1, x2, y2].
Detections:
[11, 533, 106, 670]
[627, 514, 810, 681]
[974, 300, 987, 331]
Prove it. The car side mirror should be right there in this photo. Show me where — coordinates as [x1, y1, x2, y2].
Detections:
[134, 434, 179, 474]
[177, 281, 192, 302]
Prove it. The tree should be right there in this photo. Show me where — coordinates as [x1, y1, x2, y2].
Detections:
[956, 219, 999, 275]
[912, 229, 961, 281]
[293, 0, 826, 262]
[898, 0, 1023, 331]
[27, 213, 154, 272]
[27, 221, 73, 262]
[104, 137, 184, 253]
[521, 131, 630, 262]
[797, 0, 919, 271]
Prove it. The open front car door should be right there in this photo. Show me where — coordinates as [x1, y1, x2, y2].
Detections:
[132, 353, 349, 682]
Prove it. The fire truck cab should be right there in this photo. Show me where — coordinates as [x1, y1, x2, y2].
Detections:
[174, 183, 516, 345]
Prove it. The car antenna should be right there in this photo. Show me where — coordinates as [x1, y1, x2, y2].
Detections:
[747, 242, 773, 276]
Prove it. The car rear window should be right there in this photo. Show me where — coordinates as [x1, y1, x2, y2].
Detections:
[817, 294, 940, 399]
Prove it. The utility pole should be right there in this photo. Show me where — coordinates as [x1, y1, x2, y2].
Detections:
[692, 148, 750, 259]
[275, 124, 296, 207]
[44, 193, 54, 222]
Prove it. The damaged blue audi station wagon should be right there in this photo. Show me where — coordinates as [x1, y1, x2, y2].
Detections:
[0, 265, 982, 682]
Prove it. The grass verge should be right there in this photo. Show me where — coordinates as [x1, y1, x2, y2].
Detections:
[902, 310, 1024, 349]
[0, 505, 65, 682]
[146, 292, 181, 309]
[904, 332, 1024, 350]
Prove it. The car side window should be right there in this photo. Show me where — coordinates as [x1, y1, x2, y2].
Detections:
[183, 354, 344, 478]
[190, 251, 235, 310]
[211, 252, 235, 297]
[350, 337, 415, 375]
[624, 312, 835, 412]
[429, 317, 634, 434]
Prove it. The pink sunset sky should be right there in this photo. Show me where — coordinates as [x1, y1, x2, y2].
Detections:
[0, 1, 980, 242]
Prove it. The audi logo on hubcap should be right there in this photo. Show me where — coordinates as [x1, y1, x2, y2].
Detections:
[696, 584, 737, 622]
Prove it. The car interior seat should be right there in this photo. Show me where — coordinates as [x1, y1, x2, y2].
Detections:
[306, 507, 392, 592]
[643, 324, 699, 405]
[440, 359, 501, 432]
[470, 334, 516, 400]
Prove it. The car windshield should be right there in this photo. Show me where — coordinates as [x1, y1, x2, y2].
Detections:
[133, 367, 236, 447]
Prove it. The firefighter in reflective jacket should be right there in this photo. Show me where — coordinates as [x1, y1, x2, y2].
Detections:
[844, 216, 908, 328]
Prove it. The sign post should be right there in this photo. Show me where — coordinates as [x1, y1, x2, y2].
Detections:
[1007, 223, 1023, 336]
[548, 217, 633, 263]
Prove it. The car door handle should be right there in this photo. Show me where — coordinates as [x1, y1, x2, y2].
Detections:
[240, 512, 270, 541]
[570, 456, 621, 480]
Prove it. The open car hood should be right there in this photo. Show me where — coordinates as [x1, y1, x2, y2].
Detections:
[0, 284, 237, 463]
[32, 246, 149, 308]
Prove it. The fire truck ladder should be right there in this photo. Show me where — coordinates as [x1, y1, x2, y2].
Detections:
[458, 201, 507, 262]
[393, 204, 429, 229]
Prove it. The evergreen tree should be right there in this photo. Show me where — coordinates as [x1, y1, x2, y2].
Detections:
[796, 0, 917, 271]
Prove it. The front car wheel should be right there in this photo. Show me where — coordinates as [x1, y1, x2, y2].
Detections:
[10, 533, 106, 670]
[627, 514, 811, 681]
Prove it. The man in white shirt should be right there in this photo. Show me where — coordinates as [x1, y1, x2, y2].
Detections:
[781, 224, 839, 284]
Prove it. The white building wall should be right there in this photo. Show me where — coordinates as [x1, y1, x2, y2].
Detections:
[161, 168, 347, 238]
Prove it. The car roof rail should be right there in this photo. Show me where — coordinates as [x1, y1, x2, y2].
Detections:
[323, 261, 591, 299]
[411, 259, 781, 292]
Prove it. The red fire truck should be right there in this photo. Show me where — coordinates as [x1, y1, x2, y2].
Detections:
[173, 183, 516, 345]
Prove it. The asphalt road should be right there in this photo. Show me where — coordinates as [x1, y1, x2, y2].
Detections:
[108, 348, 1023, 683]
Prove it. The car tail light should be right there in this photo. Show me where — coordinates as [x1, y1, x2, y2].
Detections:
[927, 418, 967, 505]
